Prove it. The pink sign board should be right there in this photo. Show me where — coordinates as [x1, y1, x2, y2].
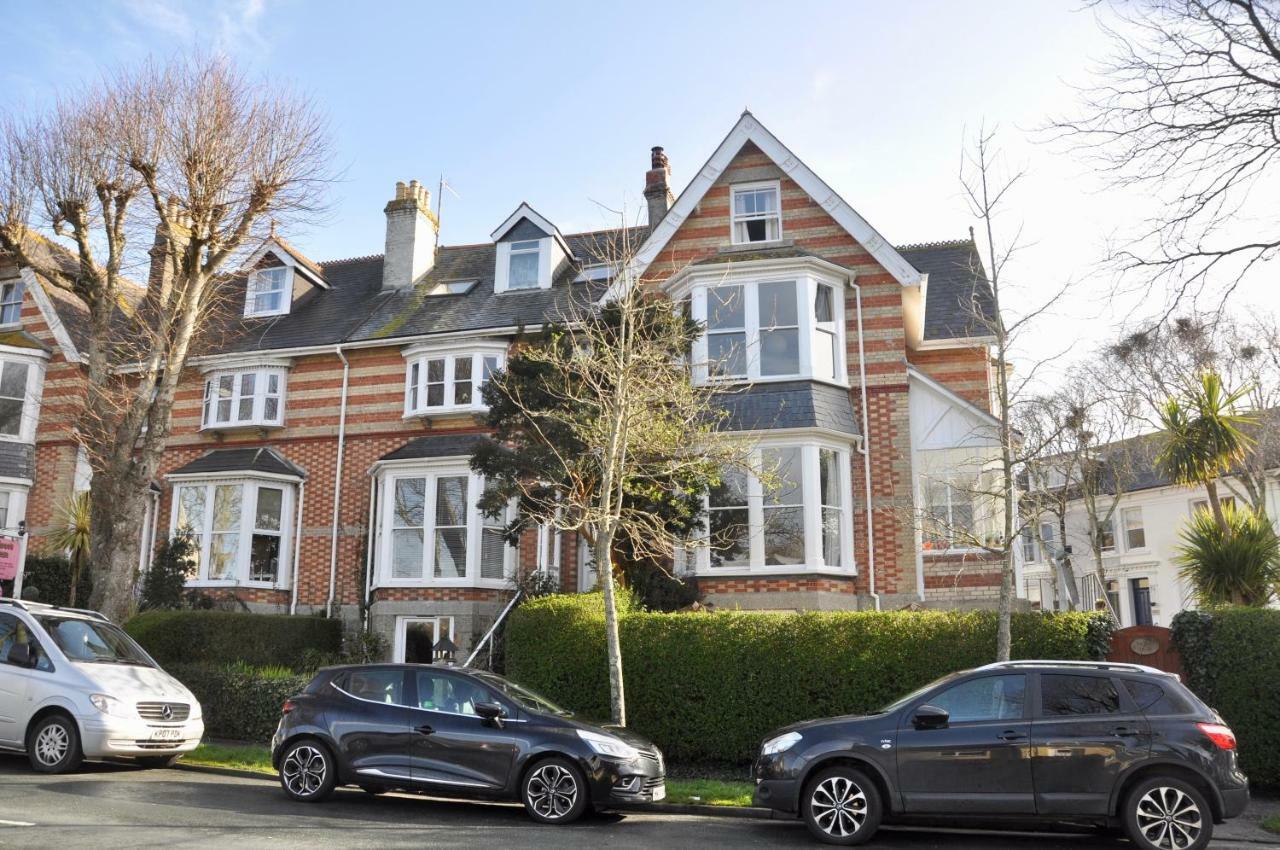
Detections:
[0, 535, 20, 581]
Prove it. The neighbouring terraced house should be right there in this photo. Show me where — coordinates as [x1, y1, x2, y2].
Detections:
[2, 113, 1016, 658]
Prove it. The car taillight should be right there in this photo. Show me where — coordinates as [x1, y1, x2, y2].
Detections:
[282, 699, 298, 715]
[1197, 722, 1236, 750]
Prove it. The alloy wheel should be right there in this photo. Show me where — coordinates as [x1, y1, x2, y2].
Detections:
[526, 763, 579, 820]
[1135, 786, 1202, 850]
[34, 723, 70, 766]
[281, 745, 328, 798]
[810, 775, 868, 839]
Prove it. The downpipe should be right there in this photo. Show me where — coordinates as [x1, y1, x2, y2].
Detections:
[852, 282, 880, 611]
[326, 345, 350, 618]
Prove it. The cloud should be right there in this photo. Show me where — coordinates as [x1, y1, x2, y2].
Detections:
[216, 0, 269, 54]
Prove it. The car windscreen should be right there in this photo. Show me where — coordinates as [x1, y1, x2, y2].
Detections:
[472, 671, 572, 716]
[876, 672, 963, 714]
[35, 616, 155, 666]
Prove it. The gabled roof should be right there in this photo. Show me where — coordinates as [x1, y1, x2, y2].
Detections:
[633, 111, 924, 288]
[898, 240, 997, 342]
[166, 446, 307, 480]
[243, 237, 328, 288]
[490, 203, 573, 257]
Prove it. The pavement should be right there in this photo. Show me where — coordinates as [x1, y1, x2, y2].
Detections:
[0, 753, 1276, 849]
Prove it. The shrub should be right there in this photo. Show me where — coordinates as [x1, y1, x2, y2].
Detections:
[124, 610, 342, 670]
[139, 536, 197, 611]
[1175, 505, 1279, 607]
[506, 594, 1111, 764]
[168, 662, 311, 742]
[1173, 607, 1280, 787]
[19, 554, 92, 607]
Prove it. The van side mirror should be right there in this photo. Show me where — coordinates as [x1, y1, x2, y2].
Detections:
[7, 642, 34, 668]
[474, 701, 505, 727]
[912, 704, 949, 730]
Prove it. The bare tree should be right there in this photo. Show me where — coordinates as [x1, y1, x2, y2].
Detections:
[1054, 1, 1280, 316]
[0, 56, 332, 620]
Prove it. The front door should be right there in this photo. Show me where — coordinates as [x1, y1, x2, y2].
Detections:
[409, 669, 518, 791]
[1031, 672, 1151, 815]
[329, 668, 418, 786]
[895, 673, 1033, 814]
[1131, 579, 1153, 626]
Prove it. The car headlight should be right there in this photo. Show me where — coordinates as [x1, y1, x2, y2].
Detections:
[761, 731, 802, 756]
[577, 729, 640, 760]
[89, 694, 130, 718]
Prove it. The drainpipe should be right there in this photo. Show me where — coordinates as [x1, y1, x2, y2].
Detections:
[852, 282, 880, 611]
[289, 481, 305, 614]
[363, 473, 378, 631]
[326, 345, 351, 618]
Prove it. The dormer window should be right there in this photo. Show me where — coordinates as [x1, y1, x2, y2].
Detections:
[507, 240, 541, 290]
[0, 281, 23, 325]
[245, 267, 290, 318]
[731, 182, 781, 244]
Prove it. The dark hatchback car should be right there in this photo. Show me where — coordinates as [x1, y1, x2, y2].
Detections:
[270, 663, 664, 824]
[754, 660, 1248, 849]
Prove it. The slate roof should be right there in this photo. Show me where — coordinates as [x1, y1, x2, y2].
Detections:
[712, 381, 859, 435]
[379, 433, 488, 462]
[898, 240, 997, 341]
[167, 447, 307, 479]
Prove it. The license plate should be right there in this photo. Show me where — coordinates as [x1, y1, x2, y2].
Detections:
[150, 728, 182, 741]
[651, 784, 666, 802]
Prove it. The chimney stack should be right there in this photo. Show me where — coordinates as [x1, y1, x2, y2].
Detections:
[381, 179, 439, 290]
[147, 196, 192, 297]
[644, 146, 673, 228]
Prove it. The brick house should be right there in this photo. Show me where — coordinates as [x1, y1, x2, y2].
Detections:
[13, 113, 1015, 658]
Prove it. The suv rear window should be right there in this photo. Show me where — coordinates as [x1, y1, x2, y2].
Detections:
[1123, 679, 1192, 716]
[1040, 674, 1122, 715]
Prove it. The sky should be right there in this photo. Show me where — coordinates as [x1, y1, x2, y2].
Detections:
[2, 0, 1276, 386]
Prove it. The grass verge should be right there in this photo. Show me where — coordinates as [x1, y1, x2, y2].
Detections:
[1262, 816, 1280, 835]
[182, 742, 755, 807]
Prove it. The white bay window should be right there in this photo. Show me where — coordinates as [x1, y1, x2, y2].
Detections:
[171, 478, 295, 586]
[202, 366, 287, 429]
[403, 342, 505, 416]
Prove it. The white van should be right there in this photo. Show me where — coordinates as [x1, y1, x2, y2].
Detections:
[0, 599, 204, 773]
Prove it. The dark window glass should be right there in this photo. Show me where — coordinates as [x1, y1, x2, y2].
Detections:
[1124, 679, 1192, 716]
[1041, 674, 1121, 716]
[928, 674, 1026, 722]
[343, 669, 408, 706]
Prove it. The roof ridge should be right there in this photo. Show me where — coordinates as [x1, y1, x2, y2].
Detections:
[896, 238, 974, 251]
[319, 253, 384, 267]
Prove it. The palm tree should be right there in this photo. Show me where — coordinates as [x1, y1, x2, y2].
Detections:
[1176, 503, 1280, 606]
[1155, 371, 1255, 533]
[47, 491, 92, 606]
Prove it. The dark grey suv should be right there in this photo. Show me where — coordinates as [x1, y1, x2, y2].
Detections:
[753, 660, 1248, 848]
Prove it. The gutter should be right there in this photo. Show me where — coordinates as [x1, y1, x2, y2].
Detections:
[289, 481, 305, 614]
[852, 282, 880, 611]
[326, 345, 351, 618]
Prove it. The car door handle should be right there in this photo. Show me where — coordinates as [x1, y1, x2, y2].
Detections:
[415, 724, 435, 736]
[996, 730, 1026, 741]
[1110, 726, 1138, 737]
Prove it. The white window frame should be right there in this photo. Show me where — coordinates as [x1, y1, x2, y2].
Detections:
[0, 351, 45, 444]
[244, 266, 292, 318]
[506, 240, 542, 290]
[402, 341, 506, 417]
[393, 615, 456, 663]
[689, 268, 847, 386]
[168, 476, 297, 588]
[0, 280, 23, 326]
[1095, 515, 1117, 553]
[201, 366, 288, 430]
[694, 436, 855, 577]
[921, 476, 984, 553]
[730, 180, 782, 245]
[375, 460, 515, 589]
[1121, 506, 1147, 552]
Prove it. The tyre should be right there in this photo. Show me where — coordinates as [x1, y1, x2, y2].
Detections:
[28, 714, 83, 774]
[1123, 776, 1212, 850]
[278, 739, 336, 803]
[136, 755, 181, 769]
[521, 757, 589, 825]
[801, 765, 883, 846]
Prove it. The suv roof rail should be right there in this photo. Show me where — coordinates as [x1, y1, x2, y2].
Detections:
[976, 659, 1168, 675]
[0, 597, 109, 621]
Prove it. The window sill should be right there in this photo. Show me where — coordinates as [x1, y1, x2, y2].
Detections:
[691, 565, 857, 579]
[243, 308, 291, 320]
[374, 578, 512, 590]
[721, 238, 792, 253]
[0, 434, 32, 444]
[403, 407, 486, 421]
[185, 579, 290, 590]
[200, 421, 285, 432]
[699, 375, 850, 390]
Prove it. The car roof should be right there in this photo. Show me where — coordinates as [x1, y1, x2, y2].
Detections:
[0, 598, 109, 622]
[972, 659, 1175, 677]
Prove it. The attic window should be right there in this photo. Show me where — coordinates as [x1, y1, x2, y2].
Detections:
[245, 267, 290, 318]
[731, 182, 781, 244]
[425, 280, 477, 297]
[574, 264, 614, 283]
[0, 281, 22, 325]
[507, 240, 541, 290]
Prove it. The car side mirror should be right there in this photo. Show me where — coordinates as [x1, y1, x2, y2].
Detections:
[474, 701, 506, 727]
[7, 643, 34, 668]
[912, 704, 949, 730]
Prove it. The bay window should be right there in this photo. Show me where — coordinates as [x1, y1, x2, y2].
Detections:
[700, 440, 853, 574]
[690, 269, 846, 384]
[403, 342, 505, 416]
[171, 478, 295, 586]
[201, 367, 287, 429]
[378, 464, 513, 586]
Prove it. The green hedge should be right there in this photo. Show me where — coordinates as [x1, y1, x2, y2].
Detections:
[506, 593, 1112, 764]
[168, 662, 311, 742]
[1173, 608, 1280, 788]
[125, 610, 342, 670]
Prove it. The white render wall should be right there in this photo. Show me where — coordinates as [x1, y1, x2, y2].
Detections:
[1024, 474, 1280, 627]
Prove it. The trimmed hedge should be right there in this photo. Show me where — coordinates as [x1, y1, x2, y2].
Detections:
[506, 593, 1112, 764]
[1172, 608, 1280, 788]
[168, 662, 311, 742]
[125, 610, 342, 670]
